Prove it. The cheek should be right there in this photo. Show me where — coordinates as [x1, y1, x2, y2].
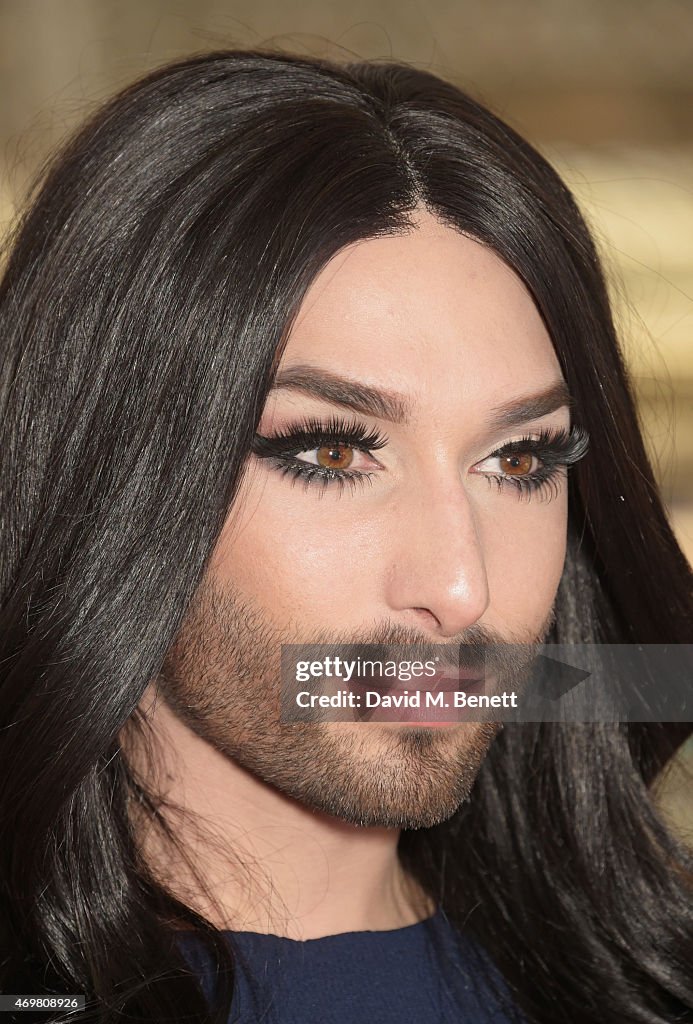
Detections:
[478, 489, 568, 633]
[209, 468, 381, 630]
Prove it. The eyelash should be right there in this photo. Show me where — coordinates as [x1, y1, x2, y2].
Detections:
[250, 416, 590, 500]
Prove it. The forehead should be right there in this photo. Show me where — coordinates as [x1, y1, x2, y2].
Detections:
[282, 213, 562, 420]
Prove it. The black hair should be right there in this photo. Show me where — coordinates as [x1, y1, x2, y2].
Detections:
[1, 49, 691, 1024]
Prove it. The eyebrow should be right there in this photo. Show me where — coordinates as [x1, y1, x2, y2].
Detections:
[272, 365, 411, 423]
[486, 379, 573, 432]
[271, 364, 572, 430]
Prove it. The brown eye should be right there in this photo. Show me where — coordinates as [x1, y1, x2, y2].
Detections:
[316, 444, 354, 469]
[499, 452, 534, 476]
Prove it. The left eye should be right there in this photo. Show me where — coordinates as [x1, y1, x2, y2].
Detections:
[474, 451, 540, 477]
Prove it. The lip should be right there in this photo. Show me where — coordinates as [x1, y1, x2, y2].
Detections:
[349, 671, 485, 694]
[424, 671, 485, 692]
[351, 679, 489, 725]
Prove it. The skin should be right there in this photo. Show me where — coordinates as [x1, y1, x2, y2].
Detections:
[123, 210, 571, 939]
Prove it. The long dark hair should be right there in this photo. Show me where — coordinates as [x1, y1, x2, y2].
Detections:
[1, 50, 691, 1024]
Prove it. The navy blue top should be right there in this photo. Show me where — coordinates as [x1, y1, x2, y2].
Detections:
[177, 908, 517, 1023]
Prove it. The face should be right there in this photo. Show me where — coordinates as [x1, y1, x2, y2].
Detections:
[156, 211, 572, 829]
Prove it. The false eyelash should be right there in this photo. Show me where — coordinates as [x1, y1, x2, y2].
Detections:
[251, 415, 388, 460]
[268, 460, 377, 498]
[483, 465, 564, 502]
[488, 424, 590, 467]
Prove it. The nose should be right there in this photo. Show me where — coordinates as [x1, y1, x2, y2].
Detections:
[383, 476, 490, 638]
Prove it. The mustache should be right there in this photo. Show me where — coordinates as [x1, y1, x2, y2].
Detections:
[294, 617, 551, 680]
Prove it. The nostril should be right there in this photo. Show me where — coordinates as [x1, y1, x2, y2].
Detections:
[411, 607, 441, 630]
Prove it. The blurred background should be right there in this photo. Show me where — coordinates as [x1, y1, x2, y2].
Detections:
[0, 0, 691, 828]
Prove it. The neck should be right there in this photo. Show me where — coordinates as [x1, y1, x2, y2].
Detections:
[121, 684, 434, 939]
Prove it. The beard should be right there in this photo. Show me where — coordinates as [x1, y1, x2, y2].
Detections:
[151, 576, 554, 829]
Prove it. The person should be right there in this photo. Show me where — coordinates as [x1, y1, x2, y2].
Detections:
[0, 48, 691, 1024]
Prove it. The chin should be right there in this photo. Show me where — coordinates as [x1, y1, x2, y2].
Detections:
[254, 721, 498, 831]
